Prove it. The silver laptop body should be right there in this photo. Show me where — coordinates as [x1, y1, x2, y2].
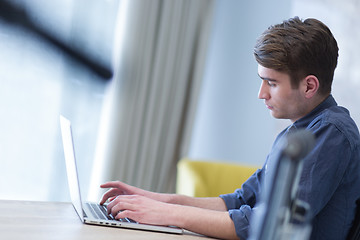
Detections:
[59, 115, 183, 234]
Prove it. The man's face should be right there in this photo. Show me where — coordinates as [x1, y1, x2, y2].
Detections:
[257, 65, 307, 122]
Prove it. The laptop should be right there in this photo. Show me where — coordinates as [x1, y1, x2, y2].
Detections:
[59, 115, 183, 234]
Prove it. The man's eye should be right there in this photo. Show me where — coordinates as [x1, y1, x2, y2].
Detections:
[267, 81, 276, 87]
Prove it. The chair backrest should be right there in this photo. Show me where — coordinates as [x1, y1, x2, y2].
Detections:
[176, 158, 260, 197]
[347, 199, 360, 240]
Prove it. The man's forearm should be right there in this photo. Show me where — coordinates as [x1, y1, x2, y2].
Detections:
[163, 193, 228, 211]
[135, 187, 228, 211]
[168, 204, 238, 240]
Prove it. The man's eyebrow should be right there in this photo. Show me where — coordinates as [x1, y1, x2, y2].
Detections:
[257, 74, 277, 82]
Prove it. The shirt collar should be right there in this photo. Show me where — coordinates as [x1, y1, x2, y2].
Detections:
[292, 94, 337, 129]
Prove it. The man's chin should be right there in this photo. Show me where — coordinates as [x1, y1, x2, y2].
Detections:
[270, 111, 285, 120]
[270, 111, 278, 118]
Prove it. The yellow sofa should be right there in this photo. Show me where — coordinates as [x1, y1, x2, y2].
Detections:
[176, 158, 260, 197]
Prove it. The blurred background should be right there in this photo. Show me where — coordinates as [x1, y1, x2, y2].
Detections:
[0, 0, 359, 202]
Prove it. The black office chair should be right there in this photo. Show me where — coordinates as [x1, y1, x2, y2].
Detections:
[347, 199, 360, 240]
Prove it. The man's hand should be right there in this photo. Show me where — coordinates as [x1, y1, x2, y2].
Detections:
[100, 181, 147, 205]
[100, 181, 175, 205]
[105, 194, 174, 226]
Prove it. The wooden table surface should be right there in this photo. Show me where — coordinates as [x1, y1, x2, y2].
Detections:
[0, 200, 213, 240]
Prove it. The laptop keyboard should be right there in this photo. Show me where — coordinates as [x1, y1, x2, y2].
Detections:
[86, 202, 136, 223]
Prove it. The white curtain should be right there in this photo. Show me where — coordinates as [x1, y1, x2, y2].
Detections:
[88, 0, 214, 200]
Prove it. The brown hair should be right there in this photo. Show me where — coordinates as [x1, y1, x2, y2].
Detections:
[254, 17, 338, 95]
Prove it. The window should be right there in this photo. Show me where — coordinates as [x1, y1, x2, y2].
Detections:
[0, 0, 119, 201]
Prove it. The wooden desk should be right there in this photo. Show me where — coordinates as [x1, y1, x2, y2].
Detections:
[0, 200, 212, 240]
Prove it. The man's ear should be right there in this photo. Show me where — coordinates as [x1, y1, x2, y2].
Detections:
[303, 75, 319, 99]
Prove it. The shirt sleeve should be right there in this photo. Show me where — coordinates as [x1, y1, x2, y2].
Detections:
[227, 205, 253, 239]
[299, 122, 353, 218]
[219, 167, 264, 239]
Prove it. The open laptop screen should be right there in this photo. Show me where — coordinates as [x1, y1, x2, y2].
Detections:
[60, 115, 84, 222]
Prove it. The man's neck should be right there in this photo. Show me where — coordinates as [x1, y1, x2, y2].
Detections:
[290, 94, 330, 123]
[309, 93, 330, 112]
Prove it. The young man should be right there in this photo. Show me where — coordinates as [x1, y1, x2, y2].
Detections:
[100, 17, 360, 240]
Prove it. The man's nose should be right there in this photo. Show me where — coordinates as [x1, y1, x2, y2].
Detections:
[258, 81, 270, 100]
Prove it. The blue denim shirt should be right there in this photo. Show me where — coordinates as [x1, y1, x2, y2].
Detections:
[220, 95, 360, 239]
